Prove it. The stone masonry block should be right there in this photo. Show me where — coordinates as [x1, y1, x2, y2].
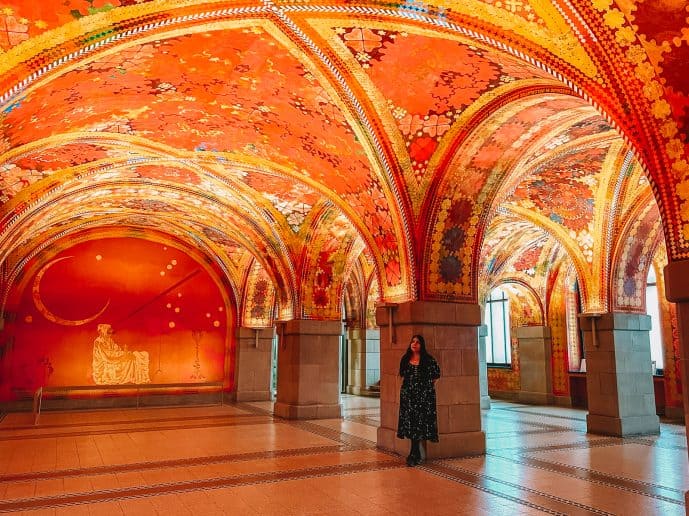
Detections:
[514, 326, 551, 339]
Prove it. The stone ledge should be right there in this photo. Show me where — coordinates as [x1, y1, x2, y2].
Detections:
[517, 391, 555, 405]
[273, 401, 341, 420]
[376, 301, 481, 327]
[281, 319, 343, 336]
[586, 413, 660, 436]
[237, 327, 275, 339]
[514, 325, 551, 339]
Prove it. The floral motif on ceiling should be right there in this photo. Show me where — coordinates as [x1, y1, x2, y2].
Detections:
[613, 201, 663, 312]
[130, 164, 202, 185]
[301, 209, 358, 319]
[508, 144, 608, 235]
[0, 22, 411, 297]
[2, 0, 681, 314]
[1, 141, 117, 204]
[243, 260, 276, 327]
[12, 142, 111, 169]
[481, 217, 542, 271]
[425, 95, 588, 301]
[619, 160, 652, 214]
[479, 214, 558, 306]
[242, 172, 321, 233]
[335, 27, 550, 185]
[3, 30, 362, 160]
[520, 113, 614, 167]
[618, 0, 689, 136]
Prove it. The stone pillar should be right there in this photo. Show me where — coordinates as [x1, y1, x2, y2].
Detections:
[376, 301, 485, 459]
[578, 312, 659, 436]
[273, 319, 342, 419]
[347, 327, 380, 395]
[663, 260, 689, 509]
[478, 324, 491, 409]
[234, 327, 275, 401]
[515, 325, 554, 405]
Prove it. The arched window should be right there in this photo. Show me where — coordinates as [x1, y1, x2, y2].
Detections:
[486, 287, 511, 366]
[646, 267, 663, 374]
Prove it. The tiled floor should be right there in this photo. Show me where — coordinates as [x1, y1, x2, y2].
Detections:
[0, 396, 686, 515]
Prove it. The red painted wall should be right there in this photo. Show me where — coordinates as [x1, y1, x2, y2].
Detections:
[0, 237, 233, 401]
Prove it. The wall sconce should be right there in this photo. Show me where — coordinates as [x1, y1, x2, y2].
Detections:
[580, 313, 604, 348]
[377, 302, 397, 346]
[276, 321, 287, 350]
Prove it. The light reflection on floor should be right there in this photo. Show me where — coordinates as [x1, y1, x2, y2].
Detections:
[0, 395, 685, 515]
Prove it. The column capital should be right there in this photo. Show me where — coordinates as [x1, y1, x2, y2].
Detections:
[376, 300, 481, 327]
[280, 319, 342, 336]
[578, 312, 651, 331]
[514, 325, 551, 339]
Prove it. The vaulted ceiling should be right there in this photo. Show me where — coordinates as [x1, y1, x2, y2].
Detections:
[0, 0, 686, 323]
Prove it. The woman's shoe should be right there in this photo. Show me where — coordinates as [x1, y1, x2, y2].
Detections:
[406, 455, 415, 467]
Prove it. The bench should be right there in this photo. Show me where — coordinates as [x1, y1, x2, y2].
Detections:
[32, 382, 224, 425]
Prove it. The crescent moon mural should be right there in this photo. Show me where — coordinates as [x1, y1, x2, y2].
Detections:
[32, 256, 110, 326]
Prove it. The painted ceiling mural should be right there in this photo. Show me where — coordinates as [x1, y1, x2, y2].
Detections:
[479, 213, 566, 311]
[0, 0, 683, 326]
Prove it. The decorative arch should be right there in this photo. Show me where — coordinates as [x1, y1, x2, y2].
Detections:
[299, 204, 360, 320]
[611, 193, 664, 313]
[241, 259, 277, 328]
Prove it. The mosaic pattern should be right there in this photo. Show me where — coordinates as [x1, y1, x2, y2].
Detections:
[0, 0, 685, 327]
[334, 26, 550, 189]
[425, 95, 591, 301]
[480, 213, 558, 306]
[243, 260, 276, 328]
[300, 207, 358, 320]
[612, 201, 663, 312]
[547, 267, 572, 396]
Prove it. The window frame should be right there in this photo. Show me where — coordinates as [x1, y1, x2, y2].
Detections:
[646, 267, 664, 375]
[485, 287, 512, 368]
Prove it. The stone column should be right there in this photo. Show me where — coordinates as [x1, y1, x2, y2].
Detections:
[234, 327, 275, 401]
[515, 325, 554, 405]
[663, 260, 689, 509]
[478, 324, 491, 409]
[578, 312, 659, 436]
[347, 327, 380, 396]
[273, 319, 342, 419]
[376, 301, 485, 459]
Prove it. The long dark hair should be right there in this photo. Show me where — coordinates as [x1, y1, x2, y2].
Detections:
[399, 334, 433, 375]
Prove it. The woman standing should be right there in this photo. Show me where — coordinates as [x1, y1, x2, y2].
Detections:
[397, 334, 440, 466]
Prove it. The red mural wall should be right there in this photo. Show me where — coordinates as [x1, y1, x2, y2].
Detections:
[0, 238, 233, 402]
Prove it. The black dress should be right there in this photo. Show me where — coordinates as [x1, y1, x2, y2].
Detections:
[397, 357, 441, 442]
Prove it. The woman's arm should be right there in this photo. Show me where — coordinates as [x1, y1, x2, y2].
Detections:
[430, 358, 441, 381]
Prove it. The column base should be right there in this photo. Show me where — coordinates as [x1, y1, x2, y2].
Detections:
[518, 391, 555, 405]
[587, 413, 660, 436]
[665, 406, 685, 421]
[273, 402, 341, 420]
[554, 395, 573, 407]
[377, 427, 486, 458]
[480, 395, 491, 410]
[235, 390, 272, 402]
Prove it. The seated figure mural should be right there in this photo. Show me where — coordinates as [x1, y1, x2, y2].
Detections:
[92, 323, 151, 384]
